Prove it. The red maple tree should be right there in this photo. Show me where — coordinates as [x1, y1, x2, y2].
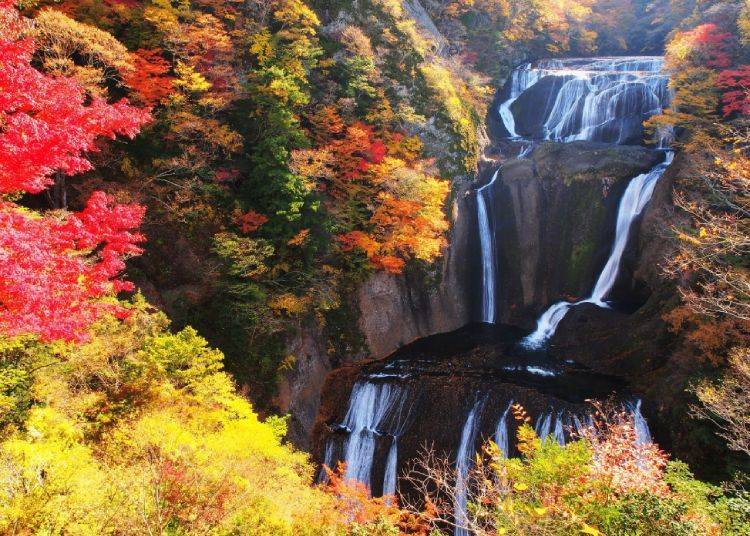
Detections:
[0, 0, 150, 341]
[718, 65, 750, 116]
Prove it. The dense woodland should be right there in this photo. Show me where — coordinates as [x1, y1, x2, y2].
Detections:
[2, 0, 750, 533]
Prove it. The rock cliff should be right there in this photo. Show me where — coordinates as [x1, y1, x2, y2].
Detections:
[482, 142, 663, 325]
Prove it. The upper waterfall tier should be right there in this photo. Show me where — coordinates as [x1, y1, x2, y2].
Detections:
[496, 56, 670, 145]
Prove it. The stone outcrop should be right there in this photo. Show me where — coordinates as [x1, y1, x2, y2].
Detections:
[274, 321, 332, 449]
[484, 142, 663, 325]
[357, 175, 474, 359]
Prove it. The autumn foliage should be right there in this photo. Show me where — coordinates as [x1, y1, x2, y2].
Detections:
[0, 193, 144, 342]
[124, 49, 173, 106]
[0, 1, 149, 341]
[293, 118, 449, 274]
[717, 65, 750, 117]
[403, 405, 727, 535]
[0, 36, 149, 194]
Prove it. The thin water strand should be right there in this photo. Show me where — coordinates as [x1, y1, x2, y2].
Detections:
[494, 401, 513, 458]
[477, 169, 500, 323]
[455, 398, 485, 536]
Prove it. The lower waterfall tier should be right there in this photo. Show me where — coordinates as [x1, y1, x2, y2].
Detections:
[313, 324, 641, 499]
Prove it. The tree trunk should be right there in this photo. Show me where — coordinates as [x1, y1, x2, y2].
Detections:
[47, 171, 67, 209]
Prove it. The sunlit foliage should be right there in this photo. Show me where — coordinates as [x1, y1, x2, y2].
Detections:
[403, 405, 743, 535]
[0, 302, 406, 534]
[0, 1, 149, 342]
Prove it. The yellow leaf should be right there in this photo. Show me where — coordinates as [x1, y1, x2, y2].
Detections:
[699, 227, 708, 238]
[581, 523, 602, 536]
[513, 482, 528, 491]
[533, 507, 547, 516]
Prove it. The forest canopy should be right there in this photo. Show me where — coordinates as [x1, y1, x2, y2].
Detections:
[1, 0, 750, 534]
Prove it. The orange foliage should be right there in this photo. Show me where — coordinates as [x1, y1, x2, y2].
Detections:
[663, 305, 745, 365]
[316, 123, 449, 274]
[321, 463, 429, 534]
[287, 228, 310, 247]
[158, 458, 236, 530]
[126, 49, 173, 106]
[233, 209, 268, 234]
[339, 231, 381, 258]
[307, 105, 345, 144]
[371, 255, 406, 274]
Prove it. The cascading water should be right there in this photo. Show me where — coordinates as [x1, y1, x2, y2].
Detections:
[383, 439, 399, 498]
[485, 57, 671, 336]
[494, 401, 513, 457]
[455, 398, 485, 536]
[498, 63, 546, 138]
[477, 169, 500, 323]
[522, 152, 674, 348]
[497, 57, 669, 144]
[629, 399, 652, 444]
[319, 55, 665, 511]
[382, 394, 414, 498]
[324, 382, 411, 494]
[535, 411, 552, 440]
[553, 411, 566, 445]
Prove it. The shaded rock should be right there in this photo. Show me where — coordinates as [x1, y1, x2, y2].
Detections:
[357, 168, 475, 359]
[275, 321, 332, 449]
[480, 142, 663, 326]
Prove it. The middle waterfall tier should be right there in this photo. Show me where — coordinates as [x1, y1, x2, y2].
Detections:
[522, 151, 674, 348]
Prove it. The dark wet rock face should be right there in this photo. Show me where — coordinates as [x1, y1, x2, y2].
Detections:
[478, 142, 663, 326]
[313, 324, 630, 498]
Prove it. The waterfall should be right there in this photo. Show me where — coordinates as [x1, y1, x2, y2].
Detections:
[498, 63, 544, 137]
[543, 77, 592, 140]
[495, 56, 674, 347]
[318, 441, 336, 484]
[522, 301, 575, 349]
[498, 57, 670, 144]
[629, 399, 652, 444]
[477, 169, 500, 323]
[494, 401, 513, 457]
[572, 414, 586, 438]
[553, 411, 566, 445]
[321, 382, 410, 494]
[535, 411, 553, 440]
[535, 410, 567, 444]
[382, 392, 414, 498]
[382, 438, 399, 498]
[588, 152, 674, 304]
[522, 152, 674, 349]
[455, 398, 485, 536]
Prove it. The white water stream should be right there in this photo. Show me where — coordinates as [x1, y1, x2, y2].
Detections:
[477, 169, 500, 323]
[321, 382, 411, 494]
[454, 398, 485, 536]
[522, 152, 673, 348]
[494, 400, 513, 457]
[497, 57, 669, 143]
